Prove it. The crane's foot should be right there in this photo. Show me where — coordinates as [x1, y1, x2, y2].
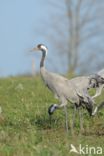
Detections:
[48, 104, 58, 115]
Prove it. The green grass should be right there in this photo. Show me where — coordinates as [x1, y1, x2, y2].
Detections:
[0, 76, 104, 156]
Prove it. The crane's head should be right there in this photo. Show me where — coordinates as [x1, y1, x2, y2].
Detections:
[30, 44, 48, 54]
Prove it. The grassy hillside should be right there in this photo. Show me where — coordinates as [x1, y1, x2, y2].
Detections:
[0, 76, 104, 156]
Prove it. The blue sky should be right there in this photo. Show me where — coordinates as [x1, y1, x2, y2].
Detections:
[0, 0, 54, 77]
[1, 0, 103, 77]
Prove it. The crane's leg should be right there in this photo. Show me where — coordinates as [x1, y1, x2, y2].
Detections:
[72, 104, 77, 129]
[92, 101, 104, 116]
[92, 106, 98, 116]
[78, 107, 84, 133]
[92, 85, 104, 99]
[63, 105, 68, 132]
[57, 100, 76, 134]
[67, 104, 77, 136]
[57, 100, 69, 132]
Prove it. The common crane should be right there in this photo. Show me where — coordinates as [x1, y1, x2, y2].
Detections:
[30, 44, 93, 132]
[70, 73, 104, 116]
[89, 69, 104, 115]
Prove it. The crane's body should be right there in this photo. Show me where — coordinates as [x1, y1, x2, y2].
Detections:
[69, 76, 89, 95]
[41, 67, 80, 104]
[30, 44, 93, 131]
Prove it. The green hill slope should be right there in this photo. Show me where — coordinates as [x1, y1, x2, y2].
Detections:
[0, 76, 104, 156]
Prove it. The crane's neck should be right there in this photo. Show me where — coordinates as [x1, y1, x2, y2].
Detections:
[40, 50, 47, 68]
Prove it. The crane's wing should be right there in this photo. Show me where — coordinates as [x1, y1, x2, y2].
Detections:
[97, 69, 104, 77]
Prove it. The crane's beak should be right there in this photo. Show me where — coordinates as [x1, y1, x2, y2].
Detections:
[30, 47, 39, 52]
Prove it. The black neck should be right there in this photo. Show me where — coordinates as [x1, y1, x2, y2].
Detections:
[40, 50, 46, 68]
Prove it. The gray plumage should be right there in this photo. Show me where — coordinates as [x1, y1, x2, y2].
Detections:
[72, 71, 104, 116]
[69, 76, 90, 98]
[89, 69, 104, 115]
[98, 69, 104, 77]
[30, 44, 93, 132]
[41, 67, 81, 104]
[80, 72, 104, 100]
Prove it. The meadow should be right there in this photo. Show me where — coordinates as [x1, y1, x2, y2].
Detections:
[0, 76, 104, 156]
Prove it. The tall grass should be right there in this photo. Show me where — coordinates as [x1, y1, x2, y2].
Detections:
[0, 76, 104, 156]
